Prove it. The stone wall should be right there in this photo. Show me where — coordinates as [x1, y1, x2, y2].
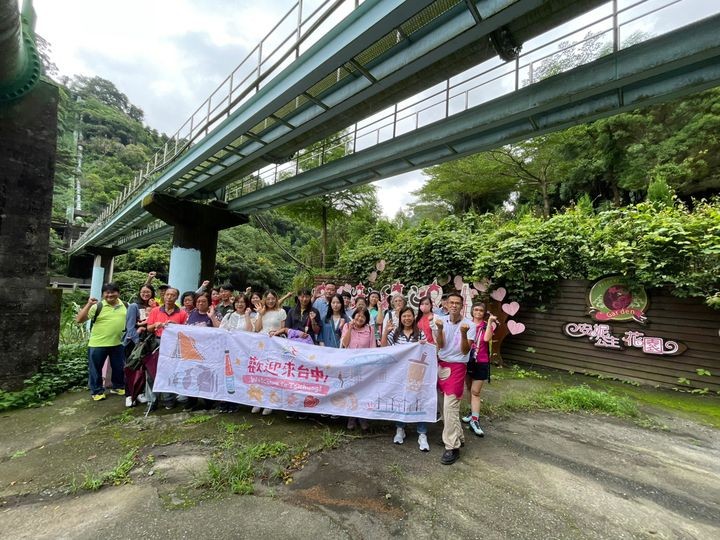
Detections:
[0, 81, 61, 390]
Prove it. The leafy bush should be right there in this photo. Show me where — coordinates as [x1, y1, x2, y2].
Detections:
[112, 270, 148, 301]
[0, 344, 88, 411]
[337, 199, 720, 307]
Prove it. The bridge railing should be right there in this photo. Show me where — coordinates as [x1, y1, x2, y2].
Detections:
[225, 0, 703, 199]
[73, 0, 360, 248]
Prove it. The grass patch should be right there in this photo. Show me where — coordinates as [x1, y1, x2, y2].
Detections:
[196, 441, 292, 495]
[539, 386, 638, 417]
[495, 385, 639, 419]
[68, 448, 139, 492]
[221, 420, 252, 434]
[105, 448, 139, 485]
[603, 385, 720, 428]
[183, 414, 214, 425]
[319, 428, 347, 450]
[493, 364, 547, 381]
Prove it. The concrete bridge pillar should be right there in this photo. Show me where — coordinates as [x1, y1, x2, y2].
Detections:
[0, 80, 61, 389]
[87, 247, 121, 299]
[142, 193, 248, 294]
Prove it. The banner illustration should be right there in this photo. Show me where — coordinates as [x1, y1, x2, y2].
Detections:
[154, 326, 438, 422]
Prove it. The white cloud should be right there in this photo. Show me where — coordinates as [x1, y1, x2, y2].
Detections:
[29, 0, 420, 217]
[375, 171, 425, 218]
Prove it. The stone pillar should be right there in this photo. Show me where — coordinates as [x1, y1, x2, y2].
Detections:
[0, 80, 60, 390]
[142, 193, 247, 294]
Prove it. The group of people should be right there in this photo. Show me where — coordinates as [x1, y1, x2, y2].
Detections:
[77, 273, 498, 465]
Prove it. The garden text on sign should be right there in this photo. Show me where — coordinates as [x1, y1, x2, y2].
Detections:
[154, 326, 438, 422]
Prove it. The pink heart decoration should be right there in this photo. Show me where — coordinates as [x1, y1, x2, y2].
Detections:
[502, 301, 520, 316]
[376, 260, 386, 271]
[453, 275, 464, 290]
[490, 287, 507, 302]
[473, 279, 490, 292]
[507, 320, 525, 335]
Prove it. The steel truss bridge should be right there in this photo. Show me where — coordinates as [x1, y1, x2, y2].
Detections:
[69, 0, 720, 254]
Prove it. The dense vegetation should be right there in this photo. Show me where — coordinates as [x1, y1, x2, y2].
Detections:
[338, 196, 720, 308]
[48, 52, 720, 307]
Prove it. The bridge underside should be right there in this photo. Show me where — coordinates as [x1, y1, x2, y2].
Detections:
[109, 12, 720, 250]
[71, 0, 610, 253]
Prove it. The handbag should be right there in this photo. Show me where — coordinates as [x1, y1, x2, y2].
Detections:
[125, 332, 159, 370]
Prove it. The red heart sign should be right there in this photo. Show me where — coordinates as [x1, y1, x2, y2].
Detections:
[304, 395, 320, 408]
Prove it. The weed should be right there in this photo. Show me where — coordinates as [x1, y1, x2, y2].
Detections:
[183, 414, 214, 425]
[495, 385, 639, 419]
[539, 386, 638, 417]
[493, 364, 547, 381]
[117, 409, 135, 423]
[696, 369, 712, 377]
[10, 450, 27, 459]
[319, 428, 346, 450]
[243, 441, 289, 460]
[222, 420, 252, 434]
[387, 463, 405, 480]
[200, 453, 256, 495]
[105, 448, 139, 485]
[677, 377, 691, 386]
[196, 441, 291, 496]
[70, 469, 104, 492]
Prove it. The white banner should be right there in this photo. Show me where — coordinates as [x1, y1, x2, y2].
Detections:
[154, 326, 438, 423]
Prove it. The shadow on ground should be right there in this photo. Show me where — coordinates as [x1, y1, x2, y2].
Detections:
[0, 369, 718, 539]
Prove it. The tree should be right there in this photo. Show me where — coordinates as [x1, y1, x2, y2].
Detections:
[281, 185, 379, 269]
[488, 132, 570, 218]
[417, 153, 518, 214]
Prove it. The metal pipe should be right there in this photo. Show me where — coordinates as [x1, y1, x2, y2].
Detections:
[0, 0, 41, 102]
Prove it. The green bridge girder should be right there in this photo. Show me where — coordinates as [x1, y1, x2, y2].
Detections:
[70, 0, 609, 253]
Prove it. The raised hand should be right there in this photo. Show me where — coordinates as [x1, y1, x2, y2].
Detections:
[460, 322, 470, 333]
[87, 297, 98, 306]
[434, 317, 444, 329]
[147, 271, 157, 279]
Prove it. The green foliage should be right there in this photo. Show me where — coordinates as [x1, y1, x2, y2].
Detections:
[183, 414, 213, 425]
[337, 199, 720, 307]
[539, 386, 639, 417]
[59, 291, 90, 345]
[112, 270, 150, 301]
[500, 385, 639, 418]
[0, 344, 88, 412]
[198, 441, 290, 495]
[647, 174, 675, 206]
[70, 448, 139, 492]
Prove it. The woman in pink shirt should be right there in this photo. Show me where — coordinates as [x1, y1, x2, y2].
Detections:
[340, 308, 376, 430]
[341, 308, 377, 349]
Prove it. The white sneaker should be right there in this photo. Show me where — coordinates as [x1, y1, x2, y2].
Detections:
[393, 427, 406, 444]
[251, 406, 261, 414]
[137, 393, 148, 404]
[125, 396, 134, 408]
[261, 408, 272, 416]
[418, 433, 429, 452]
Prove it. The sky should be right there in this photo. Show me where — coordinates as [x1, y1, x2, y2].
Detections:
[28, 0, 716, 218]
[30, 0, 424, 217]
